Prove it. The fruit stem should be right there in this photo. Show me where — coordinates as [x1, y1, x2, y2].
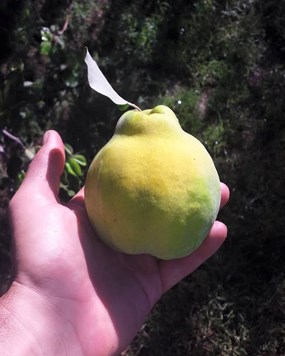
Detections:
[129, 102, 142, 111]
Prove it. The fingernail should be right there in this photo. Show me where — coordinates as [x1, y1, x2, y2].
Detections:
[43, 131, 50, 145]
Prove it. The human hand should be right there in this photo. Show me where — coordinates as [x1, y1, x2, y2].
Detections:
[2, 130, 229, 356]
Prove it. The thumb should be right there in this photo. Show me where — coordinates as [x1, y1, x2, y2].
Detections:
[17, 130, 65, 202]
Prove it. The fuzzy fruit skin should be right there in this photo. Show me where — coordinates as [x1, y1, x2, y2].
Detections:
[85, 105, 221, 260]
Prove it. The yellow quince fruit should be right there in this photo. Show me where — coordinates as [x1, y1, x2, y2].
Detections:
[85, 105, 221, 260]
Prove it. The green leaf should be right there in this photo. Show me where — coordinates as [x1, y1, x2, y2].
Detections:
[73, 154, 87, 166]
[66, 188, 76, 197]
[65, 143, 74, 156]
[118, 104, 130, 112]
[65, 161, 77, 177]
[24, 148, 35, 160]
[68, 158, 83, 176]
[40, 41, 52, 56]
[41, 27, 52, 42]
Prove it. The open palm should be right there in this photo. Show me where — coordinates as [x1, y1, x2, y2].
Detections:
[8, 131, 229, 355]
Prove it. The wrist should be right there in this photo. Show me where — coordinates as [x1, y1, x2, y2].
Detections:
[0, 282, 84, 355]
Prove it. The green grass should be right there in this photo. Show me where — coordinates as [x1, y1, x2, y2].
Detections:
[1, 0, 285, 354]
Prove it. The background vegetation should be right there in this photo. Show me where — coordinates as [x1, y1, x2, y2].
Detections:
[1, 0, 285, 354]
